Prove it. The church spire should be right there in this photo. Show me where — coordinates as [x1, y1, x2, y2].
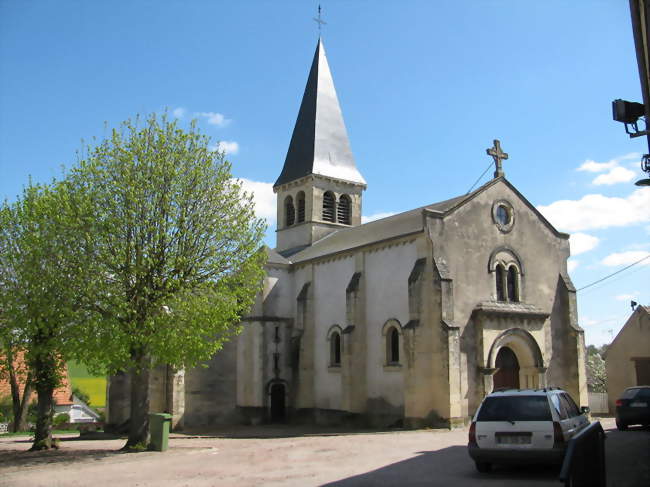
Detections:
[274, 38, 366, 188]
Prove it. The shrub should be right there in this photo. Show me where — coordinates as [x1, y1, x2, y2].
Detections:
[0, 395, 12, 424]
[53, 413, 70, 427]
[72, 385, 90, 405]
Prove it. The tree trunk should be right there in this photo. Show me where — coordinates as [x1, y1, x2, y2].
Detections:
[8, 358, 22, 432]
[10, 374, 32, 433]
[16, 377, 33, 432]
[30, 382, 54, 450]
[124, 353, 151, 449]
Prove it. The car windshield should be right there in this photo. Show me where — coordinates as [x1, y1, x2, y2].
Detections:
[477, 396, 552, 422]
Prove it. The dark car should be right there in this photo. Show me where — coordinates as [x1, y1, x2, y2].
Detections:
[615, 386, 650, 430]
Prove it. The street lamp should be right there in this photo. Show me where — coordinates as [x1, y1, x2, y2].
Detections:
[611, 99, 650, 186]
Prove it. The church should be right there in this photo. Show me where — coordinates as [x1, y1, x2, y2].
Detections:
[107, 38, 588, 430]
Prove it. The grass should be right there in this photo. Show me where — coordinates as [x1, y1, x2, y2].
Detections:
[67, 361, 106, 407]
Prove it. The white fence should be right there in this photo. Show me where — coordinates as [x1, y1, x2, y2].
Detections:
[588, 392, 609, 414]
[0, 423, 8, 434]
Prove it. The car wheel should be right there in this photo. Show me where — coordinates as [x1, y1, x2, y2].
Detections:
[616, 420, 628, 431]
[475, 461, 492, 473]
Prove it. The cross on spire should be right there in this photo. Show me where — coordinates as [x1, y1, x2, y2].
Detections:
[486, 139, 509, 178]
[313, 4, 327, 33]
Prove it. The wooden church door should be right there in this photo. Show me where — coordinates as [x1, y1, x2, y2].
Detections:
[493, 346, 520, 390]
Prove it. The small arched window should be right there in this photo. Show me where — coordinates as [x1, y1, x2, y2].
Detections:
[507, 265, 519, 302]
[337, 194, 351, 225]
[330, 331, 341, 366]
[495, 264, 506, 301]
[296, 192, 306, 223]
[387, 327, 400, 364]
[285, 196, 295, 227]
[322, 191, 336, 222]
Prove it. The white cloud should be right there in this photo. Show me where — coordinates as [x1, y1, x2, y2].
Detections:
[567, 259, 579, 272]
[577, 153, 640, 173]
[236, 178, 276, 224]
[361, 212, 396, 224]
[615, 292, 639, 301]
[196, 111, 231, 127]
[569, 233, 599, 256]
[211, 140, 239, 155]
[577, 160, 618, 173]
[537, 188, 650, 232]
[601, 250, 650, 267]
[172, 107, 186, 119]
[592, 166, 637, 186]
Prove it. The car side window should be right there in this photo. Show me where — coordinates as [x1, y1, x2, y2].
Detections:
[560, 393, 580, 417]
[551, 394, 568, 419]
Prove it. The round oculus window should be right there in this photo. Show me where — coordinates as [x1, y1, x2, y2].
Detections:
[496, 205, 511, 226]
[492, 200, 515, 232]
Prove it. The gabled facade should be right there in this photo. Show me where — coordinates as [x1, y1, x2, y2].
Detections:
[605, 305, 650, 412]
[107, 38, 588, 431]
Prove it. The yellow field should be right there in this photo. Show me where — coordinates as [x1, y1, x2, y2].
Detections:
[71, 377, 106, 407]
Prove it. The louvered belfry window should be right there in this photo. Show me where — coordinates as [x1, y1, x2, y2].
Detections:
[297, 192, 306, 223]
[337, 195, 351, 225]
[322, 191, 336, 222]
[285, 196, 295, 226]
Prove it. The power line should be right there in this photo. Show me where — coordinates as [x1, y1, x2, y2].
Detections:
[467, 162, 494, 194]
[577, 253, 650, 292]
[579, 262, 647, 296]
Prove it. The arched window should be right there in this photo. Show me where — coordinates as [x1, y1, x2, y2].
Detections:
[489, 247, 524, 303]
[285, 196, 295, 227]
[322, 191, 336, 222]
[296, 191, 306, 223]
[387, 327, 400, 364]
[495, 264, 506, 301]
[507, 265, 519, 302]
[330, 332, 341, 366]
[337, 194, 351, 225]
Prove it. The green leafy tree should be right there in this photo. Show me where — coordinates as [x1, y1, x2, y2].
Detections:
[0, 184, 96, 448]
[65, 114, 266, 448]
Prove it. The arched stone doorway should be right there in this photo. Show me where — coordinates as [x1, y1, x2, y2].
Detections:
[493, 346, 520, 389]
[269, 383, 286, 422]
[485, 328, 546, 394]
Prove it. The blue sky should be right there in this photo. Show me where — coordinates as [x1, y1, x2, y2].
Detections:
[1, 1, 648, 346]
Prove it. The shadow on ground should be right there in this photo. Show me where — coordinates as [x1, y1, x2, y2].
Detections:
[321, 446, 559, 486]
[180, 424, 430, 440]
[0, 445, 123, 469]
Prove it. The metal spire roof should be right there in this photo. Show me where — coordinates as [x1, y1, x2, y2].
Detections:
[274, 38, 365, 188]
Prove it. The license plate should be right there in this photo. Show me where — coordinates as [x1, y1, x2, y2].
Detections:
[496, 434, 531, 444]
[630, 402, 647, 407]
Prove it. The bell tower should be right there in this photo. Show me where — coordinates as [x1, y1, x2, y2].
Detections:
[274, 39, 366, 255]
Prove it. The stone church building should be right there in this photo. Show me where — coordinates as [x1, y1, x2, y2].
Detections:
[107, 39, 588, 430]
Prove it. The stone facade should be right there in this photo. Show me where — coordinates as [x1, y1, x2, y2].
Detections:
[106, 38, 588, 431]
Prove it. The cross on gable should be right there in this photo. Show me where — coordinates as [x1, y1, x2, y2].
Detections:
[486, 139, 509, 178]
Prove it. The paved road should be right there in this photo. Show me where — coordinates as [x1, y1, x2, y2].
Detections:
[605, 422, 650, 487]
[0, 418, 647, 487]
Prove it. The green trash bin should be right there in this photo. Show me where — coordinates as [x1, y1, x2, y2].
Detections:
[149, 413, 172, 452]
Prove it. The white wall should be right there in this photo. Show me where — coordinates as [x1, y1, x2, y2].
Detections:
[364, 242, 417, 409]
